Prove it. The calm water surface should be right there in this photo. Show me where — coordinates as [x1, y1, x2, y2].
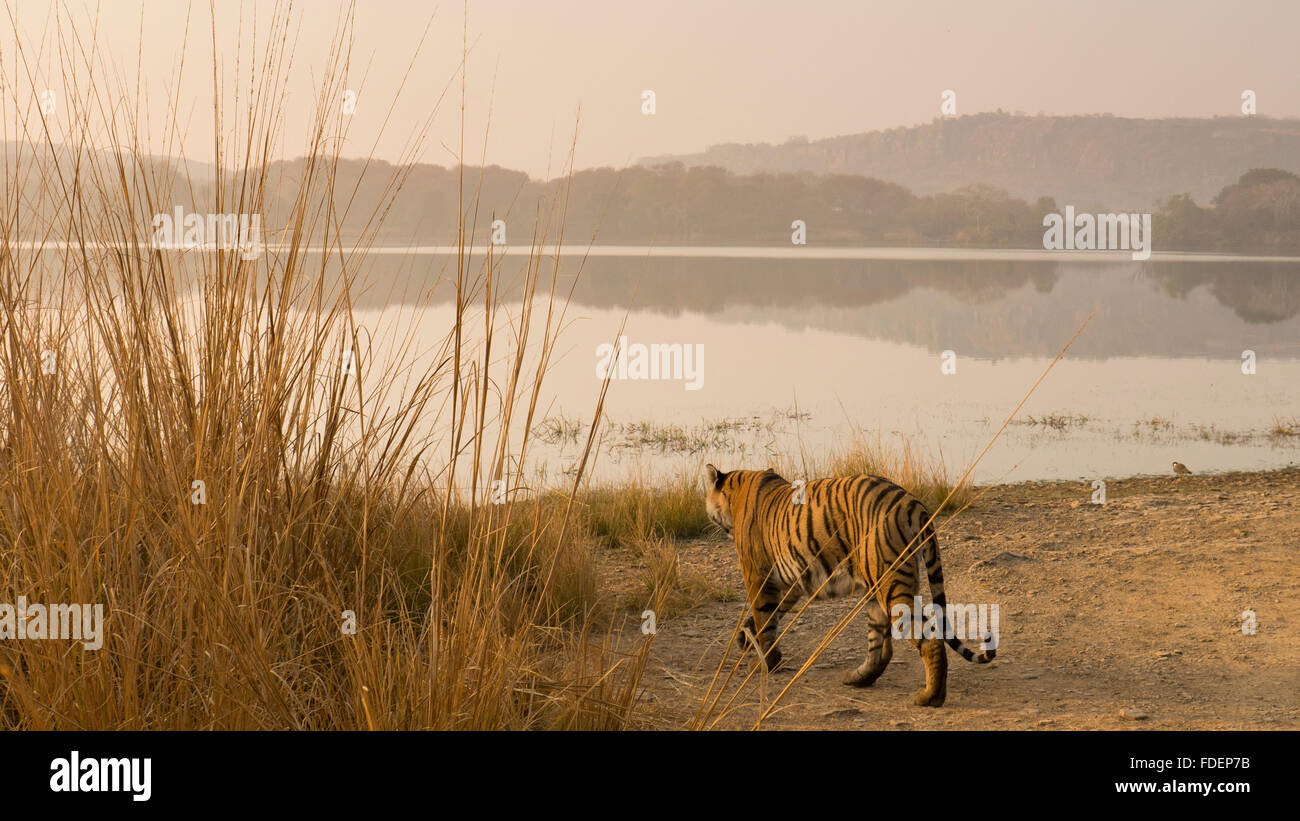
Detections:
[352, 249, 1300, 486]
[24, 244, 1300, 486]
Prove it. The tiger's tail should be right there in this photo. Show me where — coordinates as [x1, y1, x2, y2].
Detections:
[919, 521, 996, 664]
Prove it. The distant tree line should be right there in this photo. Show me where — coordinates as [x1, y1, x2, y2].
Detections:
[9, 144, 1299, 253]
[220, 160, 1298, 253]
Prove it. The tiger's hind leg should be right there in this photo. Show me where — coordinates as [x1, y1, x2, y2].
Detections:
[911, 635, 948, 707]
[842, 598, 893, 687]
[892, 588, 948, 706]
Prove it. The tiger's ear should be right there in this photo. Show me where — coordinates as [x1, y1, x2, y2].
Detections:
[705, 463, 723, 488]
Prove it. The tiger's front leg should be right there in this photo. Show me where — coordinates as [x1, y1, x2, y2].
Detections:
[736, 615, 755, 651]
[737, 592, 800, 652]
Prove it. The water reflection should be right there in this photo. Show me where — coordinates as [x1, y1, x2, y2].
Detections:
[22, 248, 1300, 482]
[351, 254, 1300, 359]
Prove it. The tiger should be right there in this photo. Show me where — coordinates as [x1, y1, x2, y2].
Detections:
[703, 464, 994, 707]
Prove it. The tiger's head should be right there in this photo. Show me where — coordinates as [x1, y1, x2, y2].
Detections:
[705, 464, 783, 536]
[704, 463, 734, 534]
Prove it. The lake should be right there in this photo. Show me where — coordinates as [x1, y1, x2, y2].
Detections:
[345, 248, 1300, 487]
[19, 243, 1300, 487]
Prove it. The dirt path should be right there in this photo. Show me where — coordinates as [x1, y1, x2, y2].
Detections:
[608, 468, 1300, 729]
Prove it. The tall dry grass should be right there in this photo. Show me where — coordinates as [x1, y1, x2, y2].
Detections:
[772, 429, 972, 514]
[0, 4, 648, 729]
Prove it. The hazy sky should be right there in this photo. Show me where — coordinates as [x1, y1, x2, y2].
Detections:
[8, 0, 1300, 178]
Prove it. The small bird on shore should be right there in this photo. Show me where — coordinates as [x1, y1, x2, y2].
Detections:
[1172, 461, 1192, 476]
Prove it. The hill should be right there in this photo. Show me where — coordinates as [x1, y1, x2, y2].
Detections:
[639, 113, 1300, 211]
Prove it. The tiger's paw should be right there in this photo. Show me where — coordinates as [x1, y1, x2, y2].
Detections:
[912, 688, 946, 708]
[842, 667, 883, 688]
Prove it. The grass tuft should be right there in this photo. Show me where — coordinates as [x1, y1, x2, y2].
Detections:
[0, 3, 646, 730]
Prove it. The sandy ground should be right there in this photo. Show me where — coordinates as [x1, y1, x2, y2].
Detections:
[605, 468, 1300, 729]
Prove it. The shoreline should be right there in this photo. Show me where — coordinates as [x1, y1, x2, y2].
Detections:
[972, 463, 1300, 490]
[10, 239, 1300, 263]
